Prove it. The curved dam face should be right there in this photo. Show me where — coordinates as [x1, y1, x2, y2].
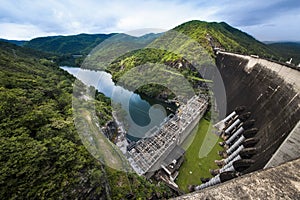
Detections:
[215, 52, 300, 173]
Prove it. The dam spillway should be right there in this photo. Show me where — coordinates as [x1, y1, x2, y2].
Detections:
[215, 52, 300, 173]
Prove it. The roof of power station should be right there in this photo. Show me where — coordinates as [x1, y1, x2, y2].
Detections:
[127, 95, 208, 175]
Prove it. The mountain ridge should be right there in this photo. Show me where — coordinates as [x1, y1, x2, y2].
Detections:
[18, 20, 278, 58]
[2, 20, 299, 65]
[0, 38, 27, 46]
[173, 20, 277, 58]
[266, 42, 300, 64]
[23, 33, 116, 55]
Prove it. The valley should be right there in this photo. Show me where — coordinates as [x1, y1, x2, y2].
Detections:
[0, 19, 299, 199]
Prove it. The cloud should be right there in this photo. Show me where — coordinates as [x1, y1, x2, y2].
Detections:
[0, 22, 59, 40]
[0, 0, 299, 41]
[0, 0, 219, 39]
[214, 0, 300, 27]
[242, 12, 300, 41]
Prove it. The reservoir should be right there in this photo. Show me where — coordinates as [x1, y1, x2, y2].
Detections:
[61, 66, 174, 141]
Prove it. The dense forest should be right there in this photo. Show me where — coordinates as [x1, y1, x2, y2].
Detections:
[267, 42, 300, 64]
[21, 33, 117, 67]
[173, 21, 277, 58]
[23, 33, 116, 55]
[0, 41, 173, 199]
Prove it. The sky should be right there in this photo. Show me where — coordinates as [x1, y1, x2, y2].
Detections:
[0, 0, 299, 41]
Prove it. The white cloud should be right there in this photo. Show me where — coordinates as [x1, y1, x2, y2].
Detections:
[0, 0, 219, 39]
[0, 23, 59, 40]
[0, 0, 299, 41]
[242, 12, 300, 41]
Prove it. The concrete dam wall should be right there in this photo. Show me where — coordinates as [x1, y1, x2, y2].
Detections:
[215, 52, 300, 173]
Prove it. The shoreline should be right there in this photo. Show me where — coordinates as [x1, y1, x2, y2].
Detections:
[113, 111, 129, 155]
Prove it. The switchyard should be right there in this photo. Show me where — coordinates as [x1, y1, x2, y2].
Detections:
[127, 95, 208, 175]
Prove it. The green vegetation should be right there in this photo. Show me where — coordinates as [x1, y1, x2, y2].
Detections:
[176, 116, 223, 192]
[23, 33, 116, 67]
[107, 48, 180, 80]
[20, 21, 300, 69]
[23, 33, 115, 55]
[105, 48, 201, 98]
[0, 41, 174, 199]
[83, 20, 284, 99]
[267, 42, 300, 64]
[173, 20, 277, 58]
[0, 38, 27, 46]
[161, 69, 213, 83]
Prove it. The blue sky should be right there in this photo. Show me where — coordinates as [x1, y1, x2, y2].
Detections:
[0, 0, 299, 41]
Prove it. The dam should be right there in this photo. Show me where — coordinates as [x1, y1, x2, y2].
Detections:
[66, 51, 299, 196]
[216, 51, 300, 173]
[175, 51, 300, 198]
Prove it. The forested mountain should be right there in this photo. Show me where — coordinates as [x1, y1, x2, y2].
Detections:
[23, 21, 279, 59]
[0, 40, 55, 59]
[84, 20, 280, 99]
[267, 42, 300, 64]
[22, 21, 294, 69]
[173, 20, 277, 58]
[22, 33, 116, 67]
[0, 39, 27, 46]
[0, 41, 173, 199]
[23, 33, 116, 55]
[105, 21, 281, 78]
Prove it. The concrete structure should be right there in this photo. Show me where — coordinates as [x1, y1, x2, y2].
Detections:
[127, 95, 208, 175]
[188, 52, 300, 195]
[215, 52, 300, 173]
[172, 158, 300, 200]
[264, 121, 300, 168]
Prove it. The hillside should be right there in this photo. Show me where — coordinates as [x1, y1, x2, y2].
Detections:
[0, 38, 27, 46]
[267, 42, 300, 65]
[0, 40, 56, 59]
[0, 41, 173, 199]
[22, 21, 282, 68]
[18, 20, 284, 101]
[84, 20, 279, 99]
[173, 21, 277, 58]
[23, 33, 117, 67]
[23, 33, 116, 55]
[106, 21, 280, 76]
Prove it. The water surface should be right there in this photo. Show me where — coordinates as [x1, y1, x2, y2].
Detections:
[61, 66, 171, 141]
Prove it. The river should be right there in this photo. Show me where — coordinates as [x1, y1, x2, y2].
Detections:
[61, 66, 175, 141]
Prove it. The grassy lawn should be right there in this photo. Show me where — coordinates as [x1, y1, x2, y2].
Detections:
[175, 117, 223, 192]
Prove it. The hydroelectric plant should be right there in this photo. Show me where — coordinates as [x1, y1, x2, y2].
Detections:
[127, 95, 208, 180]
